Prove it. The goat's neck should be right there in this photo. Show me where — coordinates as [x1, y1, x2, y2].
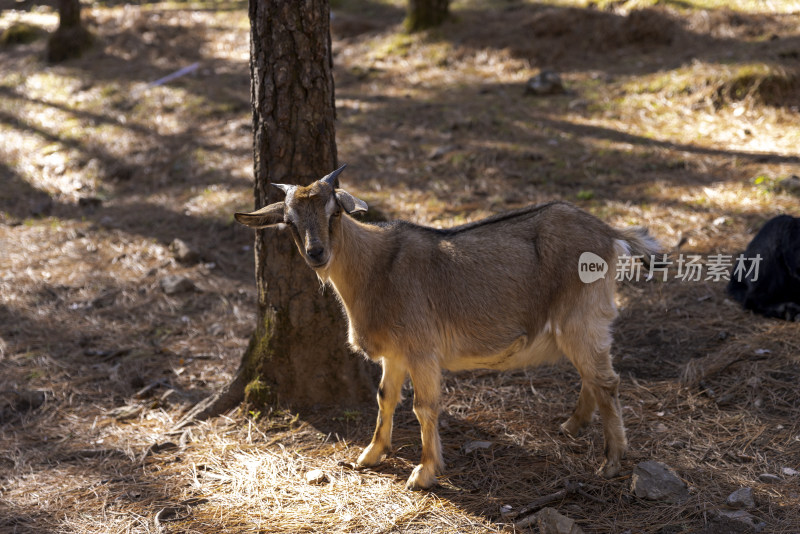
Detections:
[326, 215, 386, 306]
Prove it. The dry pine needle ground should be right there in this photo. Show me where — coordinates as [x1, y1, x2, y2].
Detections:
[1, 0, 799, 532]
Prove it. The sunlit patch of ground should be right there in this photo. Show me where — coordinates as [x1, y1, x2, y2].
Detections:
[1, 0, 799, 532]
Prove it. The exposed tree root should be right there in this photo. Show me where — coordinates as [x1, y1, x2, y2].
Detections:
[172, 366, 247, 431]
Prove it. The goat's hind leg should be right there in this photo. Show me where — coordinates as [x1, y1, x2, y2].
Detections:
[358, 357, 406, 468]
[588, 365, 625, 478]
[557, 325, 626, 479]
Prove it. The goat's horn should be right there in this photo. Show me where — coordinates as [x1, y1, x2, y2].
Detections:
[321, 164, 347, 187]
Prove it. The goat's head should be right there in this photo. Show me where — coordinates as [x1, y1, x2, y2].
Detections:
[234, 164, 367, 269]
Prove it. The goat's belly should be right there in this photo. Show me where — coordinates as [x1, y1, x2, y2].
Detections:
[442, 331, 561, 372]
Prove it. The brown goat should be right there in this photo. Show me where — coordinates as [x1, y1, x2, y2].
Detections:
[235, 165, 660, 490]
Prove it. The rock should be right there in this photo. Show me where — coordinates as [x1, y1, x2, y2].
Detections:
[169, 238, 200, 264]
[83, 158, 104, 179]
[159, 389, 179, 407]
[536, 507, 584, 534]
[30, 196, 53, 217]
[704, 510, 765, 534]
[462, 440, 492, 454]
[160, 275, 196, 295]
[630, 461, 689, 503]
[777, 175, 800, 195]
[110, 164, 135, 182]
[781, 467, 798, 476]
[428, 145, 455, 161]
[305, 469, 328, 485]
[209, 323, 225, 336]
[0, 390, 46, 416]
[78, 196, 103, 209]
[757, 473, 781, 484]
[148, 441, 179, 454]
[91, 290, 118, 309]
[568, 98, 588, 110]
[525, 70, 565, 96]
[109, 404, 144, 420]
[129, 374, 146, 390]
[726, 487, 755, 510]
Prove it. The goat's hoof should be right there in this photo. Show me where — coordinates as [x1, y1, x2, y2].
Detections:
[560, 418, 586, 438]
[357, 444, 387, 468]
[596, 459, 621, 479]
[405, 464, 437, 491]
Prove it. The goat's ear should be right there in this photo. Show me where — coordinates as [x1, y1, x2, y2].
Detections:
[272, 183, 295, 196]
[335, 190, 368, 214]
[234, 202, 285, 228]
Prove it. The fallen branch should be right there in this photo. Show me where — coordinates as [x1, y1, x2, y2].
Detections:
[506, 480, 607, 529]
[506, 481, 581, 522]
[153, 506, 189, 532]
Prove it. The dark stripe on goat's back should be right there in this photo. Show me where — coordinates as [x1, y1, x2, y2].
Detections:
[371, 201, 567, 236]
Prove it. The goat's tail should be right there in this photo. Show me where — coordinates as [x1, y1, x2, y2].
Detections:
[614, 226, 662, 266]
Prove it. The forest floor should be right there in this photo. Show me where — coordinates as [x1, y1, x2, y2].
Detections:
[1, 0, 800, 532]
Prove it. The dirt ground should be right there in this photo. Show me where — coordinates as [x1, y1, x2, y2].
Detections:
[1, 0, 799, 532]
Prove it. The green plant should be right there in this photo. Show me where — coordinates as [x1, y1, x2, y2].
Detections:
[334, 409, 361, 422]
[753, 174, 778, 194]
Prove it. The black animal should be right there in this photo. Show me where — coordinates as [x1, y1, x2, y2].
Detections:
[727, 215, 800, 321]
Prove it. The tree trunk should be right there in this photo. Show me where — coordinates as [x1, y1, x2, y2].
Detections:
[47, 0, 93, 63]
[57, 0, 81, 29]
[178, 0, 375, 427]
[406, 0, 450, 32]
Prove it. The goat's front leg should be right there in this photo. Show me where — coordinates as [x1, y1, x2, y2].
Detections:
[357, 357, 406, 468]
[406, 362, 444, 490]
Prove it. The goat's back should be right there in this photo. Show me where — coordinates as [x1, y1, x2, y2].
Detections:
[364, 202, 621, 360]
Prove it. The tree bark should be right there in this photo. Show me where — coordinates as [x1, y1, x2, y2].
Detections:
[57, 0, 82, 29]
[47, 0, 93, 63]
[179, 0, 375, 427]
[406, 0, 450, 32]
